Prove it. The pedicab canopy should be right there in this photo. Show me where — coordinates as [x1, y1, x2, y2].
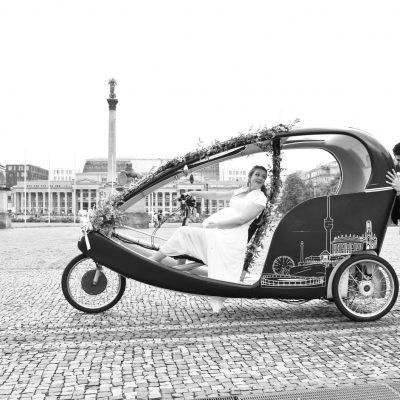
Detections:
[86, 123, 394, 273]
[118, 126, 394, 212]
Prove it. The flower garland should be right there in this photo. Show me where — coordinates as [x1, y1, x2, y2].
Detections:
[243, 136, 282, 272]
[88, 121, 298, 244]
[120, 122, 295, 201]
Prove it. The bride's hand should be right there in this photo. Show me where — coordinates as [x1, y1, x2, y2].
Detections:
[205, 221, 217, 229]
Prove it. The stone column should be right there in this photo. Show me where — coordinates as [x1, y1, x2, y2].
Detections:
[73, 189, 76, 216]
[107, 79, 118, 184]
[36, 192, 39, 213]
[28, 192, 32, 212]
[88, 189, 92, 211]
[57, 192, 61, 214]
[80, 190, 84, 211]
[64, 192, 68, 214]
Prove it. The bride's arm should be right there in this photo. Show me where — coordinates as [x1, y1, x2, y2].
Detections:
[187, 190, 234, 200]
[205, 203, 265, 229]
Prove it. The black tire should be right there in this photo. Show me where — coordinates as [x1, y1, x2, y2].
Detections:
[332, 255, 399, 322]
[62, 254, 126, 313]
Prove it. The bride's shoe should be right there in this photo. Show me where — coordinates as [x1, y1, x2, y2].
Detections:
[208, 296, 226, 313]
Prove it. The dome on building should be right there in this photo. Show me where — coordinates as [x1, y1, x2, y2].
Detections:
[332, 234, 363, 244]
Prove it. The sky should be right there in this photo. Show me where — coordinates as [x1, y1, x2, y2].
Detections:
[1, 0, 399, 174]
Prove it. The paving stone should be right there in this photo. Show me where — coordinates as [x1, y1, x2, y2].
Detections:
[1, 226, 400, 399]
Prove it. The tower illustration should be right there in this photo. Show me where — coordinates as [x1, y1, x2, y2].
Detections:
[299, 241, 304, 265]
[324, 196, 333, 252]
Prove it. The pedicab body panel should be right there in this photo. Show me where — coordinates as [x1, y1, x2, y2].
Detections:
[64, 127, 399, 319]
[261, 190, 395, 298]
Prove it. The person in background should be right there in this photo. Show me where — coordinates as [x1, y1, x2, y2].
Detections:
[153, 212, 159, 227]
[386, 142, 400, 224]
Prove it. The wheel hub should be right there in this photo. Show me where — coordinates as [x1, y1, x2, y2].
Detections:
[358, 280, 374, 297]
[81, 270, 108, 295]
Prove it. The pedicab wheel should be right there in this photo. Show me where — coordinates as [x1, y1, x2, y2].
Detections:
[332, 255, 399, 322]
[62, 254, 126, 313]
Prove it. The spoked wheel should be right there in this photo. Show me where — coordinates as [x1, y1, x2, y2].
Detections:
[332, 255, 399, 321]
[62, 254, 126, 313]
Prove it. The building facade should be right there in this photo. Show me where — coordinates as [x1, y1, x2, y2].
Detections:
[50, 168, 73, 181]
[300, 161, 340, 185]
[9, 158, 235, 216]
[6, 164, 49, 188]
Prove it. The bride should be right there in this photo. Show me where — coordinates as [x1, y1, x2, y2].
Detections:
[150, 165, 268, 312]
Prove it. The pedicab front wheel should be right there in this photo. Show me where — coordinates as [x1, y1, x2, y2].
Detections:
[332, 255, 399, 322]
[62, 254, 126, 313]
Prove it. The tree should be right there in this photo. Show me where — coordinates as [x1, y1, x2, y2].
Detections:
[277, 172, 341, 216]
[277, 173, 313, 215]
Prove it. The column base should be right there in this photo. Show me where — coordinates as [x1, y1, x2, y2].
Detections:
[0, 212, 11, 229]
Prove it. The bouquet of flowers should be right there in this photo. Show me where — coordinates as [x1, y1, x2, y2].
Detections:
[88, 193, 126, 237]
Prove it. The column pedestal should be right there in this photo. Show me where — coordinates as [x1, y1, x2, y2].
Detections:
[0, 189, 11, 228]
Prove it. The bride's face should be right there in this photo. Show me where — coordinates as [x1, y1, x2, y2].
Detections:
[249, 168, 267, 190]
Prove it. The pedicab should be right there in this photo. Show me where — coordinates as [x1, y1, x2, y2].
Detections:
[62, 126, 399, 321]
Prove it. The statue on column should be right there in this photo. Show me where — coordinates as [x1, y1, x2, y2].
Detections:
[108, 78, 117, 99]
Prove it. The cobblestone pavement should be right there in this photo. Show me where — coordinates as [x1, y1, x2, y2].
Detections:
[1, 225, 400, 399]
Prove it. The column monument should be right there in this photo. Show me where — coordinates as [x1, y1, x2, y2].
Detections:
[105, 80, 148, 228]
[107, 78, 118, 184]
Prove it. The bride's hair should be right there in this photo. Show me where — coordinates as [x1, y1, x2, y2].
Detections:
[247, 165, 268, 197]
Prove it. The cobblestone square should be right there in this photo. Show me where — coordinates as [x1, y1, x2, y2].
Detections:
[1, 225, 400, 399]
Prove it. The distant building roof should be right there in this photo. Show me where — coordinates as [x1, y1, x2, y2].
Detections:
[82, 158, 170, 174]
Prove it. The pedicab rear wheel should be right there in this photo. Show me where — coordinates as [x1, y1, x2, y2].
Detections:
[332, 255, 398, 322]
[62, 254, 126, 313]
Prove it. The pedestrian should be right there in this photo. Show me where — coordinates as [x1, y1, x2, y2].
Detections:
[153, 212, 159, 227]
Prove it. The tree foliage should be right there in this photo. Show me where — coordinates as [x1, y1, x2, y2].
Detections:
[277, 172, 341, 215]
[277, 173, 312, 215]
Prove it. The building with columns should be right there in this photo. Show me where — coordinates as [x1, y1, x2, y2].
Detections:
[8, 157, 240, 217]
[11, 180, 74, 214]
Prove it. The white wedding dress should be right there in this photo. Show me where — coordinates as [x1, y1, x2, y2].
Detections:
[160, 188, 266, 312]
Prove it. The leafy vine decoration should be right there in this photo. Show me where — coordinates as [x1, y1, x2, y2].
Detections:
[88, 121, 298, 246]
